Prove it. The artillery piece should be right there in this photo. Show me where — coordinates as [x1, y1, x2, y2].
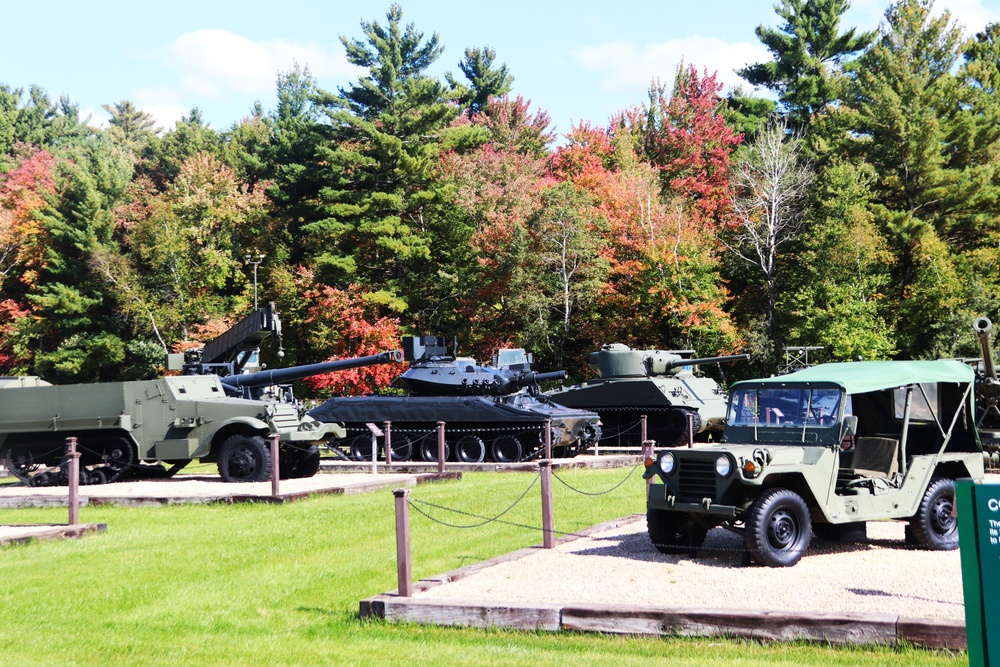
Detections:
[547, 344, 749, 447]
[309, 336, 601, 463]
[972, 316, 1000, 453]
[0, 349, 402, 486]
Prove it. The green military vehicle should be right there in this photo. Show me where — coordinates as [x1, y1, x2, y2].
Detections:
[643, 360, 985, 566]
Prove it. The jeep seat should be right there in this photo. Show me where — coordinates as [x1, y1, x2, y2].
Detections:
[846, 436, 899, 478]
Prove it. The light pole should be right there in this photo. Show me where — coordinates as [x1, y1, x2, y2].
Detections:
[245, 253, 265, 310]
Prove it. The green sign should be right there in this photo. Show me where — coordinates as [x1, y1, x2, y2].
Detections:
[957, 479, 1000, 667]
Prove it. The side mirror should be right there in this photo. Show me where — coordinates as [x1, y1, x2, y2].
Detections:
[842, 415, 858, 437]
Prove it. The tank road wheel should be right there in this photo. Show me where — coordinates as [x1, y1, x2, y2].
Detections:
[4, 444, 42, 483]
[490, 435, 523, 463]
[349, 434, 375, 461]
[909, 478, 958, 550]
[419, 439, 451, 463]
[389, 434, 413, 462]
[218, 434, 272, 483]
[455, 435, 486, 463]
[99, 438, 135, 482]
[745, 488, 812, 567]
[647, 509, 708, 556]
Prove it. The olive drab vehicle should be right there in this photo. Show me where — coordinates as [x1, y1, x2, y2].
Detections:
[0, 303, 403, 485]
[548, 344, 748, 447]
[309, 336, 602, 463]
[643, 360, 984, 567]
[971, 316, 1000, 456]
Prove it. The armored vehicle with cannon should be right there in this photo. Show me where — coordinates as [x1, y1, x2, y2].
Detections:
[309, 336, 601, 463]
[548, 344, 748, 447]
[0, 305, 402, 485]
[971, 316, 1000, 456]
[643, 359, 984, 566]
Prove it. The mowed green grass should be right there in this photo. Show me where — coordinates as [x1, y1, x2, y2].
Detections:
[0, 468, 965, 667]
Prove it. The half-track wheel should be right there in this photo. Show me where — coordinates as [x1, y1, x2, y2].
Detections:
[280, 445, 321, 479]
[218, 434, 272, 483]
[4, 443, 43, 483]
[98, 437, 136, 483]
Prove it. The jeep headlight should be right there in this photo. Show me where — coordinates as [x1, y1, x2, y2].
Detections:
[715, 455, 732, 477]
[659, 452, 676, 475]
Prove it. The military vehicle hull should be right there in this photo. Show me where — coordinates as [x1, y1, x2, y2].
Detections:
[548, 345, 747, 448]
[310, 393, 601, 463]
[0, 375, 340, 485]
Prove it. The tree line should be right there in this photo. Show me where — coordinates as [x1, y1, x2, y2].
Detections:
[1, 0, 999, 394]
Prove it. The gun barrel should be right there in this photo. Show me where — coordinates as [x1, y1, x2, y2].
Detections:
[525, 370, 567, 385]
[221, 350, 403, 390]
[665, 353, 750, 370]
[973, 317, 997, 381]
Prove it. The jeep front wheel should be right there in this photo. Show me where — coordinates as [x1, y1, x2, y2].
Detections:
[909, 478, 958, 550]
[647, 509, 708, 556]
[745, 488, 812, 567]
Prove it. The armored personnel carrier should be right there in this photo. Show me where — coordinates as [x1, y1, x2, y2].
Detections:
[0, 337, 402, 486]
[309, 336, 602, 463]
[548, 344, 748, 447]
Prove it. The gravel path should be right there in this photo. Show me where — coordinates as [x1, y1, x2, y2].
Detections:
[419, 516, 967, 621]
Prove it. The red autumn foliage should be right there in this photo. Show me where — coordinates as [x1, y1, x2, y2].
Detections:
[296, 269, 403, 397]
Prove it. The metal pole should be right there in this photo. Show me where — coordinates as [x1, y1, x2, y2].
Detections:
[641, 414, 648, 444]
[436, 421, 446, 474]
[687, 413, 695, 448]
[393, 488, 413, 597]
[540, 459, 554, 548]
[544, 419, 552, 460]
[384, 421, 392, 467]
[371, 432, 378, 475]
[67, 437, 80, 526]
[270, 434, 280, 497]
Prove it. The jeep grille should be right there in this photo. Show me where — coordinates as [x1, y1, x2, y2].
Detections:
[678, 459, 717, 502]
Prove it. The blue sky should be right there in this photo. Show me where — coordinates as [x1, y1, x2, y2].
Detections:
[3, 0, 999, 138]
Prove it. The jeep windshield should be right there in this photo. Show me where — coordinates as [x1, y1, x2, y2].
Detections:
[728, 386, 843, 428]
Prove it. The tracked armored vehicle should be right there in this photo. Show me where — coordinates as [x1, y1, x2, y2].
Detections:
[971, 316, 1000, 456]
[0, 324, 402, 486]
[309, 336, 602, 463]
[548, 344, 748, 447]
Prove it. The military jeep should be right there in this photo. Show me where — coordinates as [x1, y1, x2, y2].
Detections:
[643, 360, 985, 566]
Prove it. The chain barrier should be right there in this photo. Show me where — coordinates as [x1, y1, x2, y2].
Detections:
[407, 473, 540, 529]
[595, 419, 644, 442]
[551, 459, 643, 496]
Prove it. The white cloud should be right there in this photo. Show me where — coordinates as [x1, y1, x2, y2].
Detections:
[168, 29, 361, 98]
[573, 37, 770, 95]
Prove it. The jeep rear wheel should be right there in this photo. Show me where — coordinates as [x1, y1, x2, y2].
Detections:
[909, 478, 958, 550]
[745, 488, 812, 567]
[647, 509, 708, 556]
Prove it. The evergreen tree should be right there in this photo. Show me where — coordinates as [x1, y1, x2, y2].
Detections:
[305, 3, 487, 316]
[102, 100, 160, 148]
[447, 47, 514, 118]
[739, 0, 874, 128]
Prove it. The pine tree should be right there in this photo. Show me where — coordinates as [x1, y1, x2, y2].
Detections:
[447, 47, 514, 118]
[102, 100, 160, 148]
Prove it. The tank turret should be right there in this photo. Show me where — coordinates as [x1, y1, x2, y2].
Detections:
[390, 335, 565, 397]
[549, 343, 748, 448]
[309, 336, 601, 464]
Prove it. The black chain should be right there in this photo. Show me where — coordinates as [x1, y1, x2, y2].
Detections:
[407, 474, 540, 528]
[551, 461, 642, 496]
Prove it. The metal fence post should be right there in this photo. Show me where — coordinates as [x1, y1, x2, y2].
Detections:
[384, 421, 392, 467]
[540, 459, 554, 549]
[66, 437, 80, 526]
[393, 488, 413, 597]
[270, 434, 280, 497]
[436, 421, 446, 474]
[641, 414, 648, 444]
[687, 413, 695, 448]
[544, 419, 552, 460]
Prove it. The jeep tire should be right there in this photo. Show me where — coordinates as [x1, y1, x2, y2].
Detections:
[909, 477, 958, 550]
[647, 509, 708, 556]
[745, 488, 812, 567]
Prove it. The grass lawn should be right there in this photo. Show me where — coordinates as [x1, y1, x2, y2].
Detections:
[0, 467, 966, 666]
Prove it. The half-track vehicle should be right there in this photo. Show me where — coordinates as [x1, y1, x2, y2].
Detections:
[0, 351, 402, 486]
[643, 359, 984, 566]
[548, 344, 748, 447]
[309, 336, 602, 463]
